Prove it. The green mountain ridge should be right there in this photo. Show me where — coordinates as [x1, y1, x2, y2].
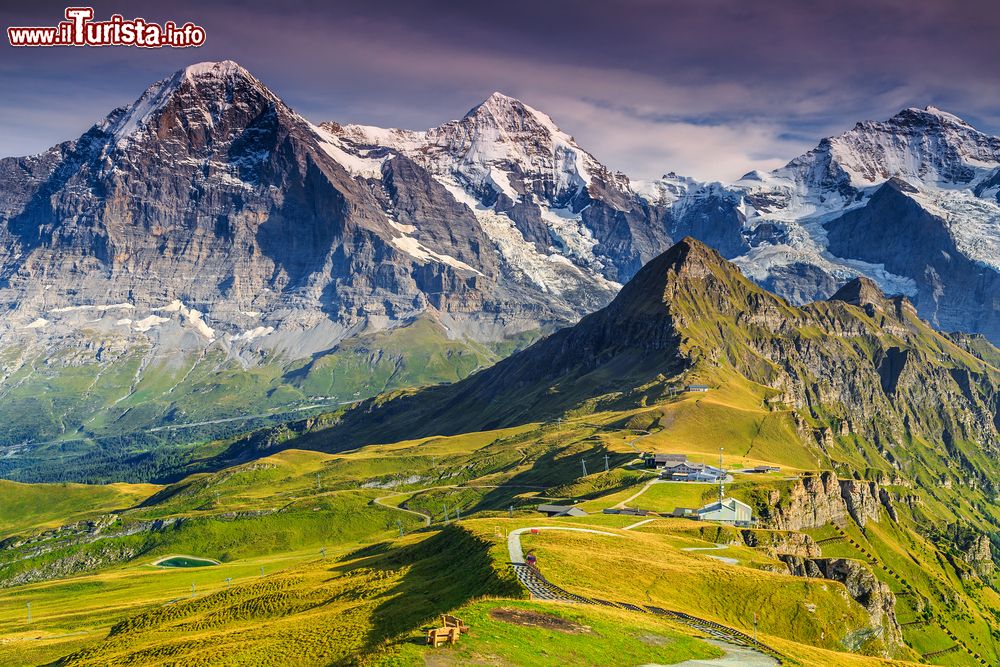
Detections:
[220, 238, 1000, 497]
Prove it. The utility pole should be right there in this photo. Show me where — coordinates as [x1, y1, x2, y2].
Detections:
[225, 577, 232, 589]
[26, 602, 31, 623]
[581, 459, 588, 477]
[259, 566, 265, 578]
[397, 519, 404, 537]
[604, 454, 610, 472]
[191, 583, 196, 597]
[718, 447, 725, 504]
[456, 507, 461, 521]
[316, 473, 322, 491]
[320, 547, 326, 559]
[753, 612, 758, 644]
[509, 505, 514, 518]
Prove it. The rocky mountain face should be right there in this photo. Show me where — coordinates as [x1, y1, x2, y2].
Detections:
[326, 93, 676, 288]
[1, 60, 999, 455]
[759, 471, 888, 532]
[661, 106, 1000, 343]
[0, 61, 551, 356]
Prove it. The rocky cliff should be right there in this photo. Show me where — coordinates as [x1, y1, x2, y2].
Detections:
[780, 556, 903, 653]
[757, 472, 886, 531]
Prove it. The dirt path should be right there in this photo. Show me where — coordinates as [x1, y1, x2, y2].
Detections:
[681, 543, 738, 565]
[671, 638, 778, 666]
[372, 492, 432, 527]
[613, 477, 662, 509]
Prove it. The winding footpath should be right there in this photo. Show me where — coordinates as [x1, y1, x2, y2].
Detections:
[372, 483, 548, 529]
[372, 492, 432, 527]
[507, 526, 783, 665]
[681, 543, 739, 566]
[613, 477, 661, 509]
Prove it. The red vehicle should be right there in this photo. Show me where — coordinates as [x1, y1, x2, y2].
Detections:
[525, 554, 537, 565]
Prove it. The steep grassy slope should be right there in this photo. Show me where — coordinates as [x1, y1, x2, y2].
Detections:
[227, 239, 998, 500]
[1, 238, 997, 665]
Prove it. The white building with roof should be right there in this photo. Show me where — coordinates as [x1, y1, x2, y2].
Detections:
[695, 497, 753, 525]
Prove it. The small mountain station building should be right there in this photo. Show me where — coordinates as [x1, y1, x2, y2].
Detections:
[689, 497, 754, 526]
[536, 504, 588, 517]
[644, 453, 687, 468]
[744, 465, 780, 473]
[659, 461, 726, 482]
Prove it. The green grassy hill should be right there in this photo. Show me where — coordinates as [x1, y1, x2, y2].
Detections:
[1, 239, 997, 665]
[1, 407, 995, 665]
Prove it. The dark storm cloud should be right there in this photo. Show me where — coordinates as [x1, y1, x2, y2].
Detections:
[2, 0, 999, 180]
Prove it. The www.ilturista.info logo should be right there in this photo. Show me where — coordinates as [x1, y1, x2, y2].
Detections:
[8, 7, 206, 48]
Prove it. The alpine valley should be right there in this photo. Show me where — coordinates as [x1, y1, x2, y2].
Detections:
[1, 61, 998, 478]
[0, 61, 998, 667]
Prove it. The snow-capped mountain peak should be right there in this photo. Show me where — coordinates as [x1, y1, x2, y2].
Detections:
[824, 106, 1000, 187]
[101, 60, 280, 148]
[718, 105, 1000, 341]
[463, 91, 564, 138]
[182, 59, 252, 82]
[892, 105, 975, 130]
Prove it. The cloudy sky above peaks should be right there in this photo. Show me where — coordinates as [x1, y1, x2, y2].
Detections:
[3, 0, 1000, 181]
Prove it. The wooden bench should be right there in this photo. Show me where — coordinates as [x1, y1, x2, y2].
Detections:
[441, 614, 469, 633]
[426, 626, 460, 647]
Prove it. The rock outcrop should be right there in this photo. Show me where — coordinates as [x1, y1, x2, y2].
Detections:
[951, 529, 997, 579]
[738, 529, 821, 557]
[840, 479, 883, 528]
[780, 556, 903, 652]
[765, 472, 886, 531]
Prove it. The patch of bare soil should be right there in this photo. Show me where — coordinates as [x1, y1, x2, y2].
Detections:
[636, 631, 676, 647]
[489, 607, 592, 634]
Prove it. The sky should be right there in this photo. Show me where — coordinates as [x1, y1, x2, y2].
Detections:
[2, 0, 1000, 181]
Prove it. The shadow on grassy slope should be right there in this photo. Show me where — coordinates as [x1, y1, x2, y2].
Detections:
[356, 524, 524, 654]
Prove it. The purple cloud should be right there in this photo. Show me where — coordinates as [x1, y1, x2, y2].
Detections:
[2, 0, 1000, 180]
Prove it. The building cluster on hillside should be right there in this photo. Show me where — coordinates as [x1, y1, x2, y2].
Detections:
[644, 453, 726, 482]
